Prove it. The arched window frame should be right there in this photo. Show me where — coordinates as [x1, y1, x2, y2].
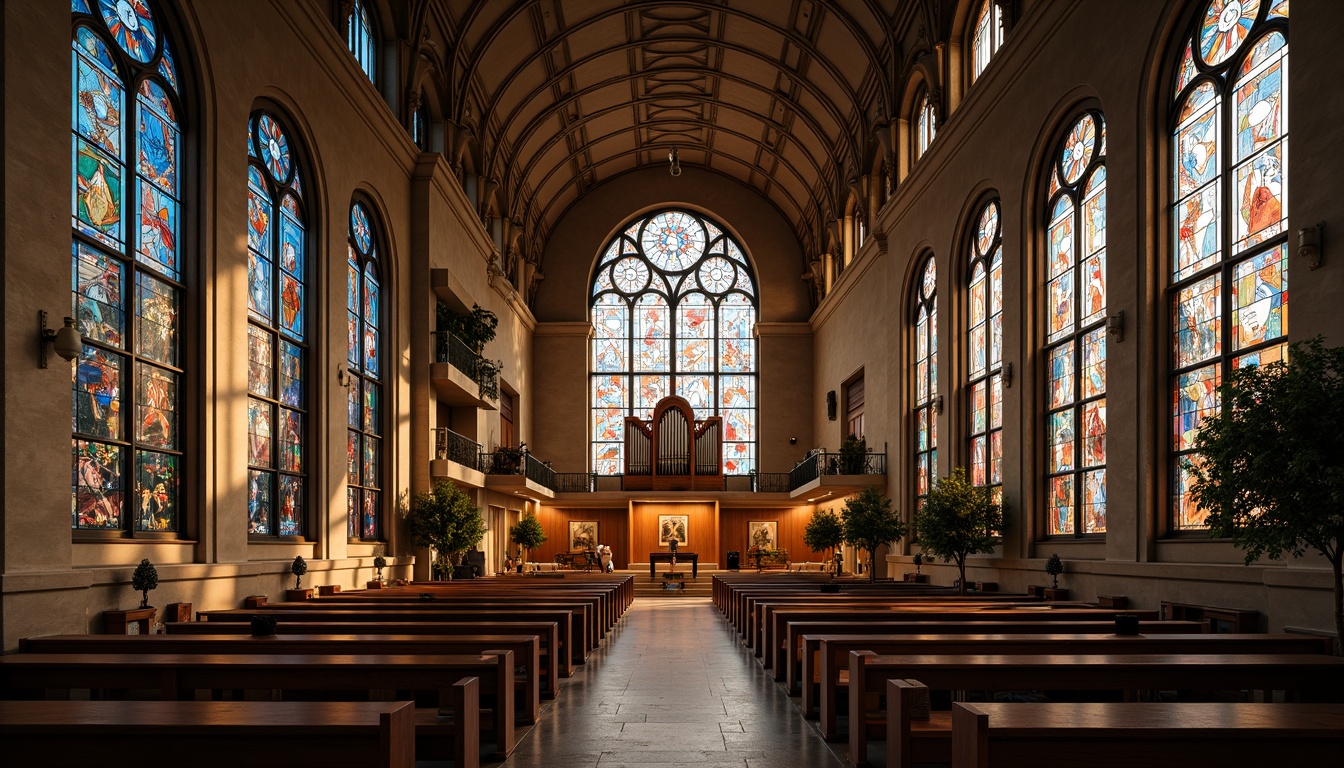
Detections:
[589, 210, 759, 476]
[1169, 0, 1289, 531]
[246, 110, 310, 539]
[1044, 110, 1109, 537]
[966, 199, 1004, 497]
[346, 199, 385, 541]
[71, 0, 187, 537]
[912, 256, 939, 509]
[411, 88, 431, 152]
[346, 0, 377, 85]
[970, 0, 1005, 84]
[914, 87, 937, 164]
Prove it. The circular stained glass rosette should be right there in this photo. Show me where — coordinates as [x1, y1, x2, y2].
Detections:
[98, 0, 157, 63]
[976, 201, 1000, 255]
[1060, 114, 1096, 185]
[922, 259, 937, 299]
[612, 257, 650, 293]
[256, 114, 292, 184]
[1198, 0, 1261, 68]
[698, 257, 736, 293]
[640, 212, 705, 271]
[351, 203, 373, 254]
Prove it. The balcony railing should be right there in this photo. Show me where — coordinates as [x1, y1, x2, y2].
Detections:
[433, 427, 481, 472]
[554, 473, 597, 492]
[752, 472, 793, 493]
[789, 449, 888, 489]
[433, 331, 499, 401]
[481, 447, 556, 491]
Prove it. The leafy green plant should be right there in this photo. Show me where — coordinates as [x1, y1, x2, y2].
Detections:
[490, 442, 527, 475]
[913, 467, 1005, 595]
[509, 510, 548, 566]
[804, 508, 846, 574]
[1045, 553, 1063, 590]
[290, 555, 307, 590]
[913, 552, 923, 575]
[406, 479, 487, 579]
[373, 554, 387, 582]
[839, 434, 868, 474]
[131, 558, 158, 608]
[841, 487, 908, 582]
[1188, 336, 1344, 651]
[437, 302, 499, 354]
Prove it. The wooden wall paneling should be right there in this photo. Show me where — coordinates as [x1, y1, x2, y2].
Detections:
[629, 501, 718, 564]
[529, 508, 632, 569]
[719, 507, 816, 566]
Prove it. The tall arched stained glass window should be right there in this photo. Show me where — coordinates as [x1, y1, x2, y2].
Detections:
[1171, 0, 1288, 530]
[967, 200, 1003, 495]
[1045, 111, 1108, 537]
[915, 89, 937, 163]
[590, 210, 758, 475]
[912, 257, 938, 508]
[71, 0, 185, 534]
[347, 201, 384, 541]
[247, 111, 308, 538]
[971, 0, 1005, 83]
[346, 0, 377, 84]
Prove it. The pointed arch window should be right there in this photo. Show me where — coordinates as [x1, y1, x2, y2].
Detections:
[346, 201, 384, 540]
[1045, 112, 1108, 536]
[411, 89, 430, 151]
[346, 0, 377, 84]
[966, 200, 1003, 496]
[915, 88, 937, 163]
[1170, 0, 1288, 530]
[71, 0, 186, 535]
[246, 112, 309, 538]
[590, 210, 758, 475]
[913, 257, 939, 508]
[971, 0, 1005, 83]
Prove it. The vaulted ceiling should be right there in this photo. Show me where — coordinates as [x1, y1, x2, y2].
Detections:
[420, 0, 935, 270]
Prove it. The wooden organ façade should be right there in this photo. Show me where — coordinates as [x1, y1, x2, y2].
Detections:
[623, 396, 723, 490]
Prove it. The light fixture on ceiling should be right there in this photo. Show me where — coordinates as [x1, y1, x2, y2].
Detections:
[668, 146, 682, 177]
[38, 310, 82, 368]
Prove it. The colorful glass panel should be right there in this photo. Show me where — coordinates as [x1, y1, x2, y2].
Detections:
[278, 409, 302, 473]
[247, 397, 271, 467]
[73, 440, 123, 530]
[256, 113, 291, 183]
[1060, 113, 1096, 184]
[1175, 274, 1222, 367]
[1174, 365, 1221, 452]
[1049, 475, 1074, 535]
[1233, 143, 1286, 252]
[1231, 243, 1287, 350]
[74, 242, 125, 347]
[134, 365, 175, 449]
[278, 475, 302, 537]
[247, 325, 273, 398]
[74, 345, 123, 439]
[74, 137, 124, 247]
[1198, 0, 1260, 67]
[640, 211, 705, 271]
[248, 470, 271, 535]
[279, 340, 302, 407]
[74, 38, 123, 156]
[97, 0, 157, 63]
[1048, 341, 1074, 409]
[971, 0, 1003, 82]
[351, 202, 372, 253]
[346, 201, 382, 539]
[1081, 328, 1107, 400]
[134, 449, 176, 531]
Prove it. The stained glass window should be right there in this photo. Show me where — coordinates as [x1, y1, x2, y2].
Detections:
[1045, 111, 1108, 537]
[346, 0, 376, 84]
[915, 88, 937, 163]
[247, 111, 308, 538]
[967, 200, 1003, 497]
[347, 200, 384, 540]
[590, 210, 758, 474]
[1170, 0, 1287, 530]
[913, 256, 938, 508]
[71, 0, 183, 534]
[971, 0, 1005, 83]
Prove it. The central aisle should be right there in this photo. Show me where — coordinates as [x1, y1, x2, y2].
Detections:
[498, 598, 849, 768]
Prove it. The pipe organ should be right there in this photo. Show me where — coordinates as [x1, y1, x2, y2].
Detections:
[623, 396, 723, 490]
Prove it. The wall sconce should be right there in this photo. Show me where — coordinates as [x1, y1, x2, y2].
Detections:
[39, 310, 82, 368]
[1002, 362, 1013, 388]
[933, 394, 945, 414]
[336, 363, 352, 388]
[1298, 222, 1324, 269]
[1107, 310, 1125, 343]
[789, 436, 798, 445]
[668, 146, 682, 177]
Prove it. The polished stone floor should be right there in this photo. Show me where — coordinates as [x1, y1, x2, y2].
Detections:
[492, 598, 849, 768]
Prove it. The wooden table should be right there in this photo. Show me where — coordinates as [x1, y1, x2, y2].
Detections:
[649, 551, 698, 579]
[0, 700, 422, 768]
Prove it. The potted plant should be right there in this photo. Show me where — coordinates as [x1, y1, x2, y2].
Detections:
[840, 487, 908, 582]
[368, 553, 388, 589]
[132, 558, 158, 609]
[509, 511, 547, 573]
[838, 434, 868, 474]
[1044, 553, 1068, 600]
[1188, 336, 1344, 653]
[489, 442, 527, 475]
[406, 479, 487, 580]
[286, 556, 311, 601]
[908, 552, 928, 583]
[803, 507, 846, 576]
[913, 467, 1006, 595]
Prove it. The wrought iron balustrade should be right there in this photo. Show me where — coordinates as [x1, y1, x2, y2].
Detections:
[752, 472, 793, 493]
[789, 449, 887, 490]
[554, 472, 596, 493]
[432, 427, 481, 472]
[432, 331, 499, 400]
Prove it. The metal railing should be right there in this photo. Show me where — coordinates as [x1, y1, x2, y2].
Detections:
[789, 450, 887, 489]
[432, 331, 499, 400]
[554, 472, 597, 493]
[480, 447, 556, 491]
[752, 472, 793, 493]
[433, 427, 481, 472]
[524, 452, 555, 490]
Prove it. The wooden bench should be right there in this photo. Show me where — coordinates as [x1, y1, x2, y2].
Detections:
[338, 586, 614, 637]
[846, 652, 1344, 767]
[950, 701, 1344, 768]
[0, 651, 514, 761]
[0, 699, 428, 768]
[20, 632, 542, 725]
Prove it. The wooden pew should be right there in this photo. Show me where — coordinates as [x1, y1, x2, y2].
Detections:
[20, 632, 541, 725]
[846, 652, 1344, 766]
[950, 701, 1344, 768]
[316, 590, 608, 641]
[814, 632, 1334, 739]
[166, 619, 562, 694]
[0, 651, 515, 761]
[0, 699, 427, 768]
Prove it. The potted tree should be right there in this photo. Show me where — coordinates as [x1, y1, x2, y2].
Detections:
[368, 553, 388, 589]
[909, 552, 928, 583]
[840, 487, 908, 582]
[509, 511, 547, 573]
[406, 479, 487, 580]
[838, 434, 868, 475]
[132, 558, 158, 609]
[913, 467, 1006, 595]
[286, 556, 311, 601]
[1044, 553, 1067, 600]
[1188, 337, 1344, 654]
[803, 507, 846, 576]
[489, 441, 527, 475]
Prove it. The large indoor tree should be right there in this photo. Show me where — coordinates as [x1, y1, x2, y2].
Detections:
[406, 479, 487, 579]
[840, 487, 907, 582]
[913, 467, 1005, 595]
[1189, 337, 1344, 652]
[803, 507, 846, 575]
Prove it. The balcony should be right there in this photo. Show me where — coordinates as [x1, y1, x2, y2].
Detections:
[430, 332, 499, 409]
[481, 447, 556, 501]
[787, 449, 888, 498]
[429, 427, 485, 488]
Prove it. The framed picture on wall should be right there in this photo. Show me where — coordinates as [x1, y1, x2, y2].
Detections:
[569, 520, 598, 551]
[748, 520, 778, 551]
[657, 514, 688, 547]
